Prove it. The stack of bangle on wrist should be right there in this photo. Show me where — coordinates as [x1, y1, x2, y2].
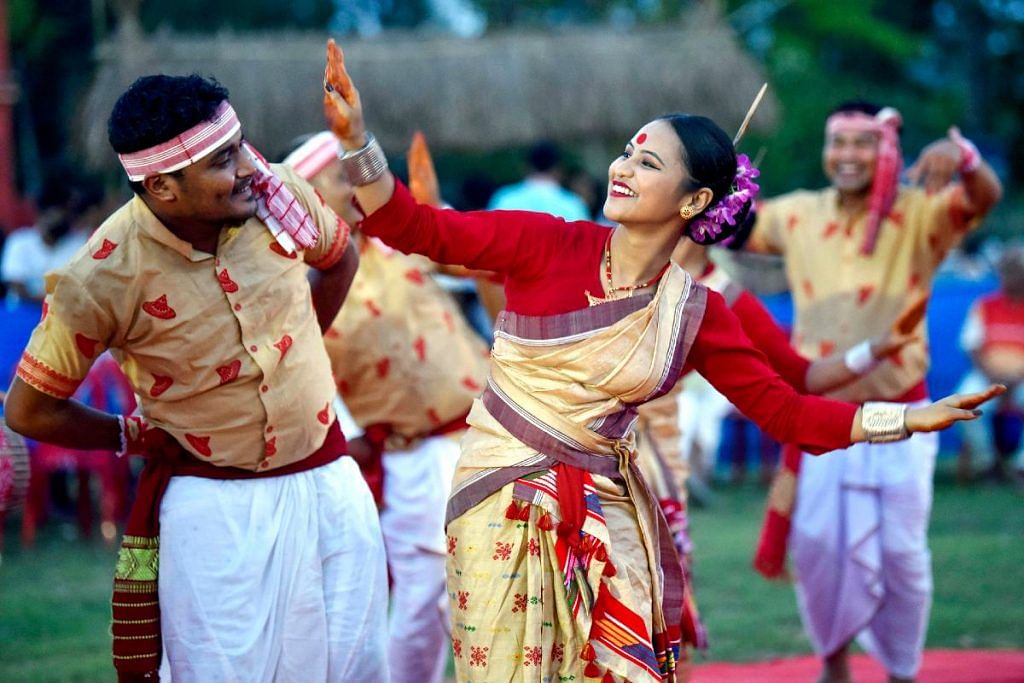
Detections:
[862, 402, 910, 443]
[339, 133, 388, 186]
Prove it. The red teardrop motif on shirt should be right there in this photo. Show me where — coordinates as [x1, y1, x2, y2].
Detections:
[888, 210, 905, 227]
[269, 241, 298, 259]
[274, 335, 293, 360]
[909, 272, 921, 289]
[41, 301, 49, 321]
[822, 222, 840, 239]
[462, 376, 482, 392]
[218, 269, 239, 293]
[265, 436, 277, 457]
[442, 311, 454, 332]
[365, 300, 382, 317]
[216, 359, 242, 384]
[404, 269, 425, 285]
[317, 403, 331, 425]
[92, 239, 118, 260]
[857, 285, 875, 305]
[802, 280, 814, 298]
[150, 374, 173, 397]
[819, 341, 836, 357]
[142, 294, 176, 319]
[324, 327, 341, 339]
[786, 214, 799, 231]
[75, 333, 100, 359]
[185, 434, 212, 457]
[375, 357, 390, 379]
[413, 336, 427, 362]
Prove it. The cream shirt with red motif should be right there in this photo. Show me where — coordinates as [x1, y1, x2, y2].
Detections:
[322, 237, 490, 440]
[749, 184, 978, 402]
[17, 164, 349, 471]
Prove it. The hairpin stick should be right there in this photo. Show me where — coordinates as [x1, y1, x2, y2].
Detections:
[733, 83, 768, 147]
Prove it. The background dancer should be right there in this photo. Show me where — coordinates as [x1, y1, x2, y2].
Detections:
[284, 129, 490, 683]
[746, 100, 1003, 683]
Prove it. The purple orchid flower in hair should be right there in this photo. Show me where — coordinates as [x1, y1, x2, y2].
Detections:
[687, 153, 761, 245]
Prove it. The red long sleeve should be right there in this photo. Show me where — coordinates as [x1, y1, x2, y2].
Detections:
[689, 291, 856, 455]
[731, 291, 812, 394]
[359, 180, 609, 315]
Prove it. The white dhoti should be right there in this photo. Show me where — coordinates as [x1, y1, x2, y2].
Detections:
[380, 434, 460, 683]
[157, 456, 390, 683]
[791, 405, 937, 679]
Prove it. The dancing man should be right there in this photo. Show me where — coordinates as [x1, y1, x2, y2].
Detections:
[284, 129, 490, 683]
[746, 100, 1003, 683]
[3, 74, 389, 682]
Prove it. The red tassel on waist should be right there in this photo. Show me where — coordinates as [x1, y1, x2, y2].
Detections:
[537, 512, 554, 531]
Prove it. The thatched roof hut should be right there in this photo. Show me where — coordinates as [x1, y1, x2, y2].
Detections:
[79, 5, 775, 170]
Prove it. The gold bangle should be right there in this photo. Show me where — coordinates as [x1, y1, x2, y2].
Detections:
[861, 402, 909, 443]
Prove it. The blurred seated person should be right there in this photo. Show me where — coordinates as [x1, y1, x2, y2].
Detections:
[1, 183, 89, 306]
[958, 247, 1024, 478]
[487, 140, 590, 220]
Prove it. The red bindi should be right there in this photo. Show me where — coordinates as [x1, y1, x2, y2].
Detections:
[636, 133, 647, 144]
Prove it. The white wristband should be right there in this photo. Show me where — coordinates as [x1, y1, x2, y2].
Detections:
[115, 415, 129, 458]
[844, 340, 878, 375]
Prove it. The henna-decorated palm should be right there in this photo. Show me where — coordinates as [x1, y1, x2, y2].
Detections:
[870, 292, 928, 360]
[906, 383, 1006, 433]
[323, 39, 365, 148]
[408, 131, 443, 208]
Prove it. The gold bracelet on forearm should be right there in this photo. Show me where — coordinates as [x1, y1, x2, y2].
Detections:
[861, 402, 910, 443]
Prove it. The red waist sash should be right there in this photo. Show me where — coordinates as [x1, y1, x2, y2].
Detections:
[112, 421, 346, 681]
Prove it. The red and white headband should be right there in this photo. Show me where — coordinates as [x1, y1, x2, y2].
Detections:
[282, 131, 340, 181]
[825, 107, 902, 137]
[117, 101, 241, 181]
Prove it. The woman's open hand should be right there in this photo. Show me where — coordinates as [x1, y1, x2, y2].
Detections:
[906, 384, 1006, 433]
[323, 39, 366, 150]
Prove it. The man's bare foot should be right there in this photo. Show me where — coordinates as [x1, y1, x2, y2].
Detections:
[816, 644, 852, 683]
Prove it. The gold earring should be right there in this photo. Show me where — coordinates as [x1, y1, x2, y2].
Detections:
[680, 205, 695, 219]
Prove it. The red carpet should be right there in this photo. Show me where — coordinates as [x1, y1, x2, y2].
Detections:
[692, 649, 1024, 682]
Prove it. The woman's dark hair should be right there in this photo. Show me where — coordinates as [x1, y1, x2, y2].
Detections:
[107, 74, 230, 194]
[658, 113, 750, 246]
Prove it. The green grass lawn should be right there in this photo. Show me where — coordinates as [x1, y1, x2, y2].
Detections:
[1, 476, 1021, 681]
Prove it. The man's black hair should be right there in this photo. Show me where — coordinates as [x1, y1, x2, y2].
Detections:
[829, 99, 884, 117]
[108, 74, 230, 194]
[527, 141, 562, 174]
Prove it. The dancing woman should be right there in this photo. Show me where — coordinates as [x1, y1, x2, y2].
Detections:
[322, 41, 1001, 683]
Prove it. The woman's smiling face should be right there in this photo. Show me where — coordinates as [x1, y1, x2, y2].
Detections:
[603, 120, 692, 227]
